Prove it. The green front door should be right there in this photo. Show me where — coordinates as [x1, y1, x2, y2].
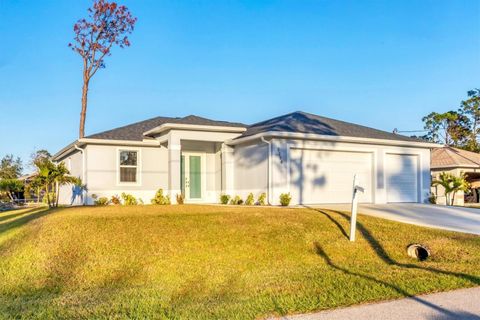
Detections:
[189, 155, 201, 199]
[181, 153, 203, 201]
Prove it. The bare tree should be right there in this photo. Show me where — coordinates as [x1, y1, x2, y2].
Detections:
[69, 0, 136, 138]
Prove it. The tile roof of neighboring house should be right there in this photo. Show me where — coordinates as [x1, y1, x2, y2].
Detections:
[236, 111, 425, 142]
[431, 146, 480, 169]
[86, 115, 247, 141]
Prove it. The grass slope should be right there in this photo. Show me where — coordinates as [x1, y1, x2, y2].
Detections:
[0, 205, 479, 319]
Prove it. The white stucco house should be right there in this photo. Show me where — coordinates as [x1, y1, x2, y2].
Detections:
[53, 111, 438, 205]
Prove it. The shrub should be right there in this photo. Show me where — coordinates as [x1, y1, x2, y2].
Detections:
[245, 193, 254, 205]
[279, 193, 292, 206]
[176, 193, 184, 205]
[110, 195, 121, 205]
[151, 189, 171, 205]
[121, 192, 138, 205]
[138, 198, 144, 205]
[428, 192, 437, 204]
[230, 195, 243, 205]
[220, 194, 230, 205]
[256, 192, 267, 206]
[94, 197, 109, 206]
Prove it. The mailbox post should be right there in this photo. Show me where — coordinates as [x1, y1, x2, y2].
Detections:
[350, 174, 364, 242]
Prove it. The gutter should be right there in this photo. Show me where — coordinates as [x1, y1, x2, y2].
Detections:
[226, 131, 441, 149]
[261, 136, 272, 205]
[74, 144, 86, 205]
[53, 138, 160, 161]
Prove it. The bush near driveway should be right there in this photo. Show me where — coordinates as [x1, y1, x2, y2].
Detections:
[0, 205, 479, 319]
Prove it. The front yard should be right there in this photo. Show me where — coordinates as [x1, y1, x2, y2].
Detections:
[0, 205, 479, 319]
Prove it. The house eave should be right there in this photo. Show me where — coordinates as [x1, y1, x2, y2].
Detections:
[431, 165, 480, 170]
[143, 123, 247, 136]
[225, 131, 442, 148]
[52, 138, 161, 161]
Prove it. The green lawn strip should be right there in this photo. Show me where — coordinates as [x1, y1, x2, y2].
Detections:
[0, 205, 479, 319]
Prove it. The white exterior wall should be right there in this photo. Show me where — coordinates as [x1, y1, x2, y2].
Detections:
[55, 131, 431, 206]
[268, 138, 431, 205]
[83, 144, 169, 204]
[56, 128, 238, 205]
[57, 149, 84, 205]
[233, 141, 268, 200]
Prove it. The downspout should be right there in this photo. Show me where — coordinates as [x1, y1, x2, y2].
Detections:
[74, 144, 86, 205]
[261, 137, 272, 205]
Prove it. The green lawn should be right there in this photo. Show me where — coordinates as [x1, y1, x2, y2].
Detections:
[0, 205, 479, 319]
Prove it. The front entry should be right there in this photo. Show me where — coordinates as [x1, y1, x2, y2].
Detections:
[181, 152, 206, 202]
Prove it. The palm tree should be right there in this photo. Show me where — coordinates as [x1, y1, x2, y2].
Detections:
[30, 159, 78, 208]
[432, 172, 470, 206]
[52, 163, 78, 207]
[450, 173, 470, 206]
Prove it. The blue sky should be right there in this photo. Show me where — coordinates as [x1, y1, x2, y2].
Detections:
[0, 0, 479, 171]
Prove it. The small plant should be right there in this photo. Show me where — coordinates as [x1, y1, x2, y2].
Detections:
[256, 192, 267, 206]
[279, 193, 292, 206]
[176, 193, 184, 205]
[151, 189, 171, 205]
[432, 172, 469, 206]
[428, 192, 437, 204]
[220, 194, 231, 205]
[230, 195, 243, 205]
[110, 195, 121, 205]
[138, 198, 144, 205]
[121, 192, 138, 205]
[94, 197, 109, 206]
[245, 193, 254, 205]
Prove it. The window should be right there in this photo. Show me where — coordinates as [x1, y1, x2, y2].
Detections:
[119, 150, 138, 183]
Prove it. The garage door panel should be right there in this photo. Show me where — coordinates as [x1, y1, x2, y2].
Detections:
[386, 154, 418, 203]
[289, 149, 373, 204]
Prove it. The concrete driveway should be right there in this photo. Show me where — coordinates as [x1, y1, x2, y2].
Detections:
[317, 203, 480, 235]
[279, 287, 480, 320]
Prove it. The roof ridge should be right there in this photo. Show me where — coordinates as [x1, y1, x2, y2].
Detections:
[448, 147, 480, 166]
[85, 115, 178, 138]
[243, 110, 422, 142]
[442, 148, 466, 166]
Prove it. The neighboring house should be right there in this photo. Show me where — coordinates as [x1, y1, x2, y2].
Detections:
[53, 111, 438, 206]
[431, 146, 480, 206]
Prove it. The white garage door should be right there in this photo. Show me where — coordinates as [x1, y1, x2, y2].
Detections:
[386, 154, 418, 203]
[289, 149, 373, 204]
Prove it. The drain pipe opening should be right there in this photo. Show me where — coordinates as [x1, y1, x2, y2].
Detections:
[407, 244, 430, 261]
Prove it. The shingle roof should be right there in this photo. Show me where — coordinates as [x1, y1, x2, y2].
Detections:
[236, 111, 425, 142]
[431, 147, 480, 169]
[86, 115, 246, 141]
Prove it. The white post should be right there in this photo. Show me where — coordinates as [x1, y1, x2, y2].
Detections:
[350, 174, 364, 242]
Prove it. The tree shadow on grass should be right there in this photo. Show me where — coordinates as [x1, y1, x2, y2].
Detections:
[308, 207, 480, 285]
[308, 205, 480, 319]
[313, 242, 480, 320]
[0, 207, 50, 237]
[0, 207, 46, 223]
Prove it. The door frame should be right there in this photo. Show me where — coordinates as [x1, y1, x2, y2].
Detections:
[182, 152, 207, 203]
